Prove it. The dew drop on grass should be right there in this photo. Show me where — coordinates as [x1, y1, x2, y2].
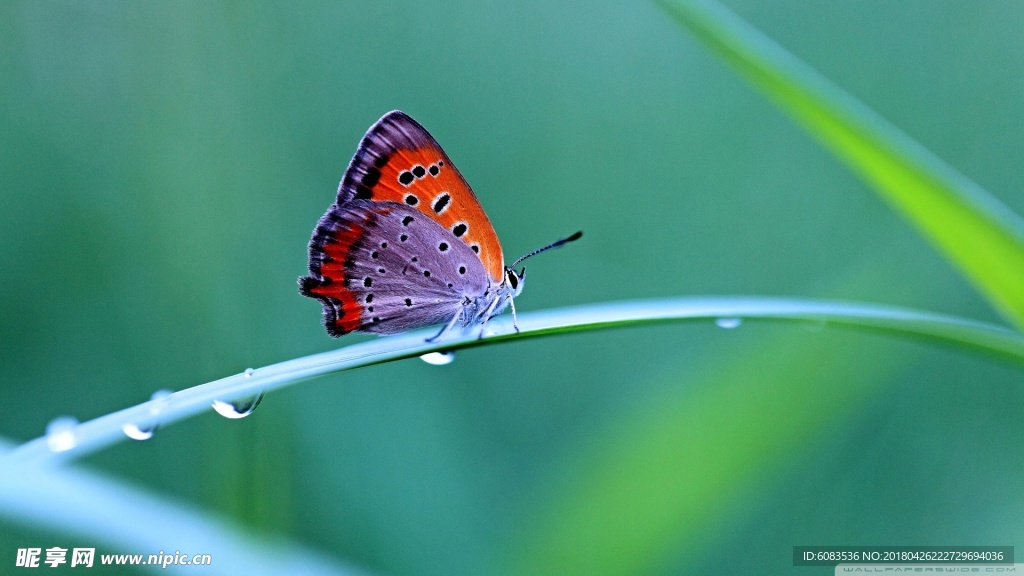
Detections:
[244, 368, 254, 378]
[150, 389, 173, 403]
[420, 351, 456, 366]
[715, 317, 743, 329]
[148, 388, 172, 417]
[212, 390, 266, 419]
[122, 423, 155, 441]
[122, 389, 174, 441]
[45, 416, 79, 452]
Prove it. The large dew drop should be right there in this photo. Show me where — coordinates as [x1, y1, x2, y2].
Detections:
[420, 351, 456, 366]
[212, 390, 266, 419]
[45, 416, 79, 453]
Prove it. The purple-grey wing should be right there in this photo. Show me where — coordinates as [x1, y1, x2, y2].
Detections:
[337, 201, 489, 335]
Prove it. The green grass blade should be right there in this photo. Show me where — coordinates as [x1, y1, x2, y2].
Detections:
[659, 0, 1024, 331]
[6, 296, 1024, 467]
[0, 441, 366, 576]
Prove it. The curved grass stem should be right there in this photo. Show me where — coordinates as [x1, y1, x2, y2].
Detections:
[0, 442, 367, 576]
[657, 0, 1024, 330]
[7, 296, 1024, 467]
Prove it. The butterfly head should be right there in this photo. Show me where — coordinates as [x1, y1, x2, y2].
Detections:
[504, 266, 526, 298]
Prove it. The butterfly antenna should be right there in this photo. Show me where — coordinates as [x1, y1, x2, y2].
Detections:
[509, 231, 583, 269]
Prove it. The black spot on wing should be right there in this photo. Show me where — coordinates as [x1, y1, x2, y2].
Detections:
[432, 193, 450, 213]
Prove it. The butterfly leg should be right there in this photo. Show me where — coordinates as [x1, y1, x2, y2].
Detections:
[475, 297, 505, 339]
[426, 310, 462, 343]
[507, 293, 520, 333]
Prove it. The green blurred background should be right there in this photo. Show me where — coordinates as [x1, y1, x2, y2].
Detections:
[2, 1, 1023, 574]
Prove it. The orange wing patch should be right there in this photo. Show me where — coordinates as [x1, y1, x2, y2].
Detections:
[377, 146, 503, 282]
[337, 111, 505, 283]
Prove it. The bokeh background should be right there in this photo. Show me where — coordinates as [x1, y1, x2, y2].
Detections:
[2, 1, 1023, 574]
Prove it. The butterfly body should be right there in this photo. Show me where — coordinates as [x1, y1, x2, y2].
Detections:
[300, 111, 573, 339]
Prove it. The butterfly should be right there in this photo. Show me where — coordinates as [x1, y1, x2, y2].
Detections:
[299, 111, 581, 340]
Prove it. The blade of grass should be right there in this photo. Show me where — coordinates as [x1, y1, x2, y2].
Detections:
[6, 296, 1024, 467]
[0, 441, 369, 576]
[659, 0, 1024, 331]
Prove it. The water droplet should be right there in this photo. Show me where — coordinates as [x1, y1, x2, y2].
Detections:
[715, 317, 742, 329]
[212, 390, 266, 419]
[123, 389, 173, 440]
[148, 389, 172, 414]
[150, 389, 172, 401]
[122, 422, 155, 441]
[45, 416, 79, 453]
[420, 351, 456, 366]
[244, 368, 254, 378]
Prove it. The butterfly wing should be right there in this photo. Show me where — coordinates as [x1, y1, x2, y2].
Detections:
[337, 111, 505, 282]
[300, 111, 503, 337]
[300, 201, 490, 336]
